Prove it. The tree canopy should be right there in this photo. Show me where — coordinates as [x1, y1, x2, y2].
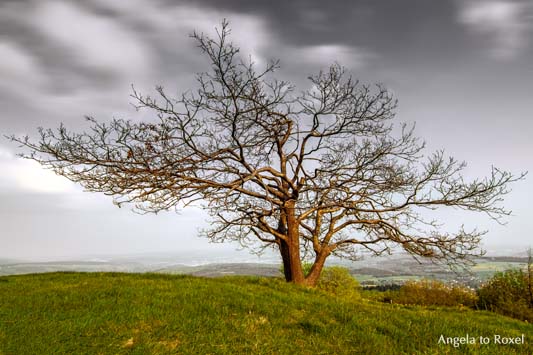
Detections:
[10, 21, 525, 286]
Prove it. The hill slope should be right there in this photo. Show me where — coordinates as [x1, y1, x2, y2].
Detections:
[0, 273, 531, 354]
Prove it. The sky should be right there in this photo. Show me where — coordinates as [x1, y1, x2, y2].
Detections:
[1, 0, 532, 261]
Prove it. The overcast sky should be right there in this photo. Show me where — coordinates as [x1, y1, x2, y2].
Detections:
[1, 0, 532, 261]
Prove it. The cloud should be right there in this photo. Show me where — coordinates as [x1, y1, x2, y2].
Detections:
[0, 146, 76, 194]
[458, 0, 533, 59]
[88, 1, 371, 76]
[0, 0, 276, 193]
[293, 44, 371, 70]
[31, 1, 153, 89]
[91, 1, 273, 73]
[0, 42, 46, 93]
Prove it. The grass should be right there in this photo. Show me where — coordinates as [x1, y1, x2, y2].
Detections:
[0, 272, 531, 354]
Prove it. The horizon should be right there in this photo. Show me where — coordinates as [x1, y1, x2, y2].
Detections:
[1, 243, 530, 264]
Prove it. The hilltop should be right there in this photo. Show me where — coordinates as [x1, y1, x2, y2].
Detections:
[0, 272, 531, 354]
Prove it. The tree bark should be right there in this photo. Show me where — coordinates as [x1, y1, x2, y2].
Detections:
[303, 248, 330, 287]
[277, 209, 293, 282]
[279, 238, 293, 282]
[277, 199, 328, 286]
[281, 200, 305, 284]
[279, 236, 306, 284]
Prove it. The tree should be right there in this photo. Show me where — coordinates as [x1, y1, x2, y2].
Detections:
[10, 21, 525, 286]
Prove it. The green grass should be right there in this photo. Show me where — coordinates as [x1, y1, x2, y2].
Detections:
[0, 273, 531, 354]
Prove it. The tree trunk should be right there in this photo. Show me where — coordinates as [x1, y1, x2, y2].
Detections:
[303, 248, 330, 287]
[277, 201, 332, 286]
[278, 200, 305, 284]
[279, 238, 293, 282]
[277, 210, 293, 282]
[278, 239, 305, 284]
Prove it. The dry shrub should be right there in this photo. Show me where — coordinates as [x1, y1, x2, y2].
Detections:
[388, 279, 478, 307]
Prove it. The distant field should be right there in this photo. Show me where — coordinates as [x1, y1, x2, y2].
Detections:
[354, 274, 421, 283]
[0, 272, 531, 354]
[0, 256, 526, 283]
[472, 262, 526, 272]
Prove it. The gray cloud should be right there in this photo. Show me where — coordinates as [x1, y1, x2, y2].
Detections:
[1, 0, 532, 259]
[458, 0, 533, 59]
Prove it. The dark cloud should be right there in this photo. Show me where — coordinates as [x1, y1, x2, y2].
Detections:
[1, 0, 532, 259]
[178, 0, 464, 62]
[180, 0, 533, 76]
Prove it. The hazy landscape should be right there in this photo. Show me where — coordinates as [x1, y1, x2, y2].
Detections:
[1, 247, 528, 288]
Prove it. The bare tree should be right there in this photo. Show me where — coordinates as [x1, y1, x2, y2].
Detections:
[9, 21, 525, 286]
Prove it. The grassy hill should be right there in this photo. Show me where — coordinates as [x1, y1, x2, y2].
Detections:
[0, 273, 531, 354]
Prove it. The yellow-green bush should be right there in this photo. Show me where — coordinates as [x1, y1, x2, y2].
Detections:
[279, 264, 360, 299]
[477, 269, 533, 322]
[316, 266, 361, 299]
[387, 279, 478, 307]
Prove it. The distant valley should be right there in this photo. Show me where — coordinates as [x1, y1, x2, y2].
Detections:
[0, 251, 528, 288]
